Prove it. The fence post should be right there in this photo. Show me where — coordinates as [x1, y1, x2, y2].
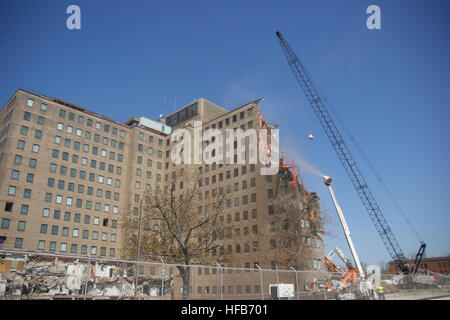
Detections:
[255, 264, 264, 300]
[216, 262, 223, 300]
[134, 199, 143, 298]
[160, 257, 165, 297]
[84, 253, 91, 299]
[274, 264, 281, 300]
[290, 267, 299, 300]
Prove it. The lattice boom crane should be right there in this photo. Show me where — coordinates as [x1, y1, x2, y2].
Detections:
[276, 30, 425, 274]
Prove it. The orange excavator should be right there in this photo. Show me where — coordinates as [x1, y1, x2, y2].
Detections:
[278, 157, 310, 194]
[324, 246, 359, 288]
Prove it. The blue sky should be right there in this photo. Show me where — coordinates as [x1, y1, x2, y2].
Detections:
[1, 0, 449, 267]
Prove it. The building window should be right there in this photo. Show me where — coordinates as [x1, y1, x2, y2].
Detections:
[51, 225, 58, 235]
[44, 193, 52, 202]
[20, 204, 29, 215]
[15, 238, 23, 248]
[63, 211, 71, 221]
[40, 224, 48, 233]
[1, 219, 10, 229]
[37, 240, 45, 250]
[53, 210, 60, 219]
[14, 155, 22, 164]
[4, 202, 13, 212]
[42, 208, 50, 217]
[29, 158, 37, 168]
[49, 242, 56, 251]
[270, 239, 276, 249]
[17, 140, 25, 149]
[11, 170, 19, 180]
[49, 163, 57, 173]
[56, 195, 63, 204]
[8, 186, 16, 196]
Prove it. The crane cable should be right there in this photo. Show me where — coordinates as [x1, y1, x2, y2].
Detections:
[322, 95, 424, 243]
[305, 69, 423, 245]
[298, 99, 313, 138]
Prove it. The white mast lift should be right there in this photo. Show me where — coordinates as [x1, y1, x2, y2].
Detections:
[323, 176, 365, 279]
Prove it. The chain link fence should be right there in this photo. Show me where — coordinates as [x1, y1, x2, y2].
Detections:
[0, 249, 448, 300]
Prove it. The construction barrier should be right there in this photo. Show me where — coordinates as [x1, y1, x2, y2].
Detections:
[0, 249, 448, 300]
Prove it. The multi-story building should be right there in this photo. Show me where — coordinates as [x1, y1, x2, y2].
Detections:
[0, 88, 324, 298]
[0, 89, 171, 257]
[389, 256, 450, 275]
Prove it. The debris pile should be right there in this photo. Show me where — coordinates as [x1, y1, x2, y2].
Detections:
[0, 253, 173, 299]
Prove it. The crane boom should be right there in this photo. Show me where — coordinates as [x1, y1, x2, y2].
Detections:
[275, 31, 419, 274]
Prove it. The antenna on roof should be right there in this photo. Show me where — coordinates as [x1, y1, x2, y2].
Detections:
[163, 93, 167, 118]
[173, 97, 176, 113]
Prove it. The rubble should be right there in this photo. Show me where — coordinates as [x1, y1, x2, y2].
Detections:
[0, 253, 172, 299]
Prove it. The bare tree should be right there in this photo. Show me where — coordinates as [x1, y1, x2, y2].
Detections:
[121, 167, 232, 299]
[260, 176, 333, 271]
